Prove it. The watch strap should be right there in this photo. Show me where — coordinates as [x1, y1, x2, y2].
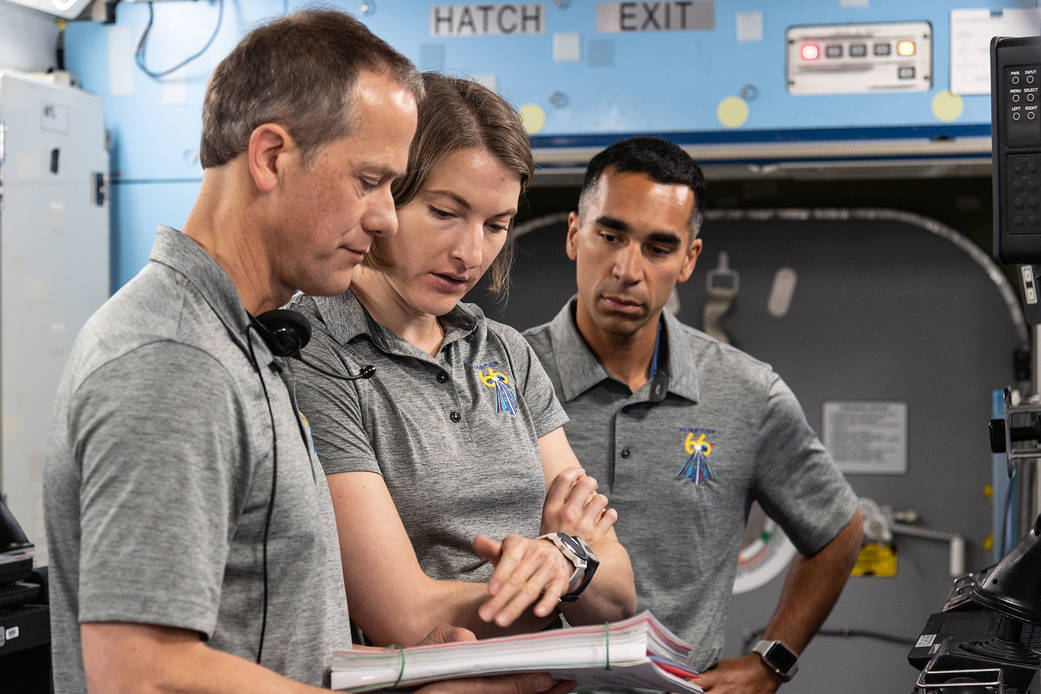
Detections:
[536, 532, 597, 601]
[751, 639, 799, 681]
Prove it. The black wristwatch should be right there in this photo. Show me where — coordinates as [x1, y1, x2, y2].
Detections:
[537, 532, 599, 602]
[751, 639, 799, 682]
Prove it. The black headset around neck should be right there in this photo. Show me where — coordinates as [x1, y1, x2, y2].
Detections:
[243, 308, 373, 665]
[250, 309, 375, 380]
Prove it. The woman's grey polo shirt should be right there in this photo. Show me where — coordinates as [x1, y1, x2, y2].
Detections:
[288, 290, 568, 584]
[524, 300, 858, 671]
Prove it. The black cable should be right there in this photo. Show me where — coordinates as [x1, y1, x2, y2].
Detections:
[296, 355, 376, 382]
[134, 0, 224, 80]
[741, 626, 914, 653]
[247, 327, 278, 665]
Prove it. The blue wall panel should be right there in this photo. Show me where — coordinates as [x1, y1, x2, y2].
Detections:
[109, 180, 201, 291]
[64, 0, 1032, 288]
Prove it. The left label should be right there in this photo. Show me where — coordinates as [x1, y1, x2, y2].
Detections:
[430, 4, 545, 36]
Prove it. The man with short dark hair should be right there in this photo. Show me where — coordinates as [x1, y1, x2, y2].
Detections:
[524, 136, 863, 693]
[44, 10, 569, 694]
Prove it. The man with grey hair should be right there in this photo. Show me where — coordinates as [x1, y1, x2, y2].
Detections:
[45, 10, 570, 694]
[524, 136, 863, 693]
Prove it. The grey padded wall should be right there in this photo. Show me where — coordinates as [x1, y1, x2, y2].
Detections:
[466, 208, 1025, 694]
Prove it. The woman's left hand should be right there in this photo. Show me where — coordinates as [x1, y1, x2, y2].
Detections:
[472, 534, 574, 627]
[540, 466, 617, 543]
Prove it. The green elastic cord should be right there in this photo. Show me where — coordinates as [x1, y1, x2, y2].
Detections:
[604, 622, 611, 670]
[389, 644, 405, 688]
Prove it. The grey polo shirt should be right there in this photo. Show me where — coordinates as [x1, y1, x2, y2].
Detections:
[288, 290, 568, 585]
[524, 300, 857, 671]
[44, 227, 349, 692]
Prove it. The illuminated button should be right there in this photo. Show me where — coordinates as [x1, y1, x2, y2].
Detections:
[825, 44, 843, 58]
[898, 67, 915, 79]
[800, 43, 820, 61]
[849, 43, 867, 57]
[896, 40, 916, 57]
[874, 43, 891, 56]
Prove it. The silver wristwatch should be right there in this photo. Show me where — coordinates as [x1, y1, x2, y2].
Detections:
[751, 639, 799, 681]
[536, 532, 599, 602]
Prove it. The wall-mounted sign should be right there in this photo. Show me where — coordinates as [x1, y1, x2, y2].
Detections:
[430, 4, 544, 36]
[823, 400, 908, 475]
[596, 1, 714, 33]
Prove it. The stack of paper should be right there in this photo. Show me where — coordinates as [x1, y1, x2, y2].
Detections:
[330, 611, 702, 692]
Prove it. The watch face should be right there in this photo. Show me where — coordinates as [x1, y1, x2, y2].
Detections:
[766, 642, 798, 672]
[558, 533, 585, 558]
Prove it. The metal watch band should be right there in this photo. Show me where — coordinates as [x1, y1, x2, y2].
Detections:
[751, 639, 799, 681]
[536, 532, 598, 601]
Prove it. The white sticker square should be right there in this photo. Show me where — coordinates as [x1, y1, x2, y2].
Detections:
[553, 33, 581, 62]
[5, 626, 18, 640]
[736, 12, 763, 42]
[915, 633, 935, 648]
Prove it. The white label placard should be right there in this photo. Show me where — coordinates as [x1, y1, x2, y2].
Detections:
[951, 8, 1041, 95]
[596, 1, 713, 33]
[823, 401, 907, 474]
[430, 4, 543, 36]
[40, 102, 69, 134]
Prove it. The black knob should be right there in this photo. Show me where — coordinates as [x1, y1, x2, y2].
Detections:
[990, 419, 1007, 453]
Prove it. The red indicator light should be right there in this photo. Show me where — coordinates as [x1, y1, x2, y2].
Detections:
[801, 43, 820, 61]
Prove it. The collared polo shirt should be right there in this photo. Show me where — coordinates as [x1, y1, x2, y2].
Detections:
[289, 290, 568, 583]
[524, 299, 857, 671]
[45, 227, 349, 692]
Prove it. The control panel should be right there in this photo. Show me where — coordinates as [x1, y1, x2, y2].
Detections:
[992, 36, 1041, 265]
[786, 21, 932, 95]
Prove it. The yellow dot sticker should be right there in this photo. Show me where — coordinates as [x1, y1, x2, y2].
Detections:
[931, 90, 964, 122]
[716, 96, 749, 129]
[518, 104, 547, 135]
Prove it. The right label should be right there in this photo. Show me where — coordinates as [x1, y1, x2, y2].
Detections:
[822, 401, 908, 474]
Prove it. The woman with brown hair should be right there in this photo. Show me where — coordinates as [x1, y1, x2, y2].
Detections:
[290, 73, 635, 648]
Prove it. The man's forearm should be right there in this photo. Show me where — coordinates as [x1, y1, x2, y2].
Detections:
[82, 623, 325, 694]
[761, 509, 863, 651]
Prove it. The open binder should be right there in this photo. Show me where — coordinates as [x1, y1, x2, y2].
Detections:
[330, 611, 703, 692]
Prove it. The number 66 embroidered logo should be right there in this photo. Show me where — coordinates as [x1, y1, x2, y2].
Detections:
[677, 432, 716, 485]
[476, 365, 519, 416]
